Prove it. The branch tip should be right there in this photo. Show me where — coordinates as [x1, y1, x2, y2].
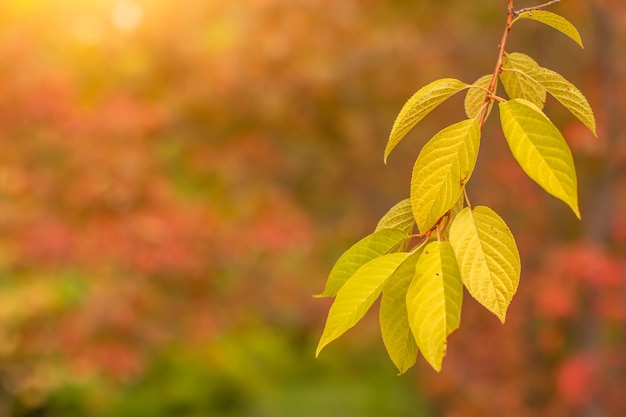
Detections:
[513, 0, 561, 17]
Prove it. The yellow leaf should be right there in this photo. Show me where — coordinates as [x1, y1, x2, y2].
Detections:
[464, 74, 494, 120]
[406, 241, 462, 371]
[316, 253, 410, 357]
[499, 99, 580, 218]
[385, 78, 468, 163]
[449, 206, 521, 322]
[411, 119, 480, 233]
[316, 229, 408, 298]
[517, 10, 584, 48]
[530, 66, 597, 136]
[379, 250, 422, 374]
[375, 198, 415, 235]
[500, 52, 546, 108]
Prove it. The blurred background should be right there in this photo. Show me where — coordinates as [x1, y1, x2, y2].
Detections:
[0, 0, 624, 416]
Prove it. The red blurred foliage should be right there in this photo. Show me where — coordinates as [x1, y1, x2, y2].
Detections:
[557, 353, 598, 407]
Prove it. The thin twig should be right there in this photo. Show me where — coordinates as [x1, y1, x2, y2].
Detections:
[463, 185, 472, 210]
[513, 0, 560, 17]
[479, 0, 514, 129]
[409, 237, 429, 254]
[439, 212, 452, 237]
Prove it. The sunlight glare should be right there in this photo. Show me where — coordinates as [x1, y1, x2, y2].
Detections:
[112, 0, 143, 31]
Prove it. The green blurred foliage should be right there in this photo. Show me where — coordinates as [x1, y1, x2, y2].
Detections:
[33, 327, 433, 417]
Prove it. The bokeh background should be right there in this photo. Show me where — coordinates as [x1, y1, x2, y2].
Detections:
[0, 0, 624, 416]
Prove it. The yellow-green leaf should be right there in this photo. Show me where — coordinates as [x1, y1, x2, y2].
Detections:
[406, 241, 462, 372]
[464, 74, 494, 119]
[316, 229, 408, 298]
[376, 199, 414, 234]
[499, 99, 580, 218]
[531, 66, 597, 136]
[411, 119, 480, 233]
[380, 250, 423, 374]
[449, 206, 521, 323]
[316, 252, 411, 357]
[517, 10, 583, 48]
[385, 78, 468, 163]
[500, 52, 546, 108]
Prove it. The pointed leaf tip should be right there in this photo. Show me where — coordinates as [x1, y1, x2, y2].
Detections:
[384, 78, 468, 162]
[518, 10, 584, 48]
[407, 241, 462, 371]
[531, 66, 597, 136]
[317, 252, 410, 357]
[380, 250, 423, 373]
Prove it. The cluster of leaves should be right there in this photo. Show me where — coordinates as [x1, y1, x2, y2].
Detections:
[316, 7, 596, 372]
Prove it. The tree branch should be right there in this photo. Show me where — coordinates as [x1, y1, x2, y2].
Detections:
[513, 0, 560, 17]
[478, 0, 514, 129]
